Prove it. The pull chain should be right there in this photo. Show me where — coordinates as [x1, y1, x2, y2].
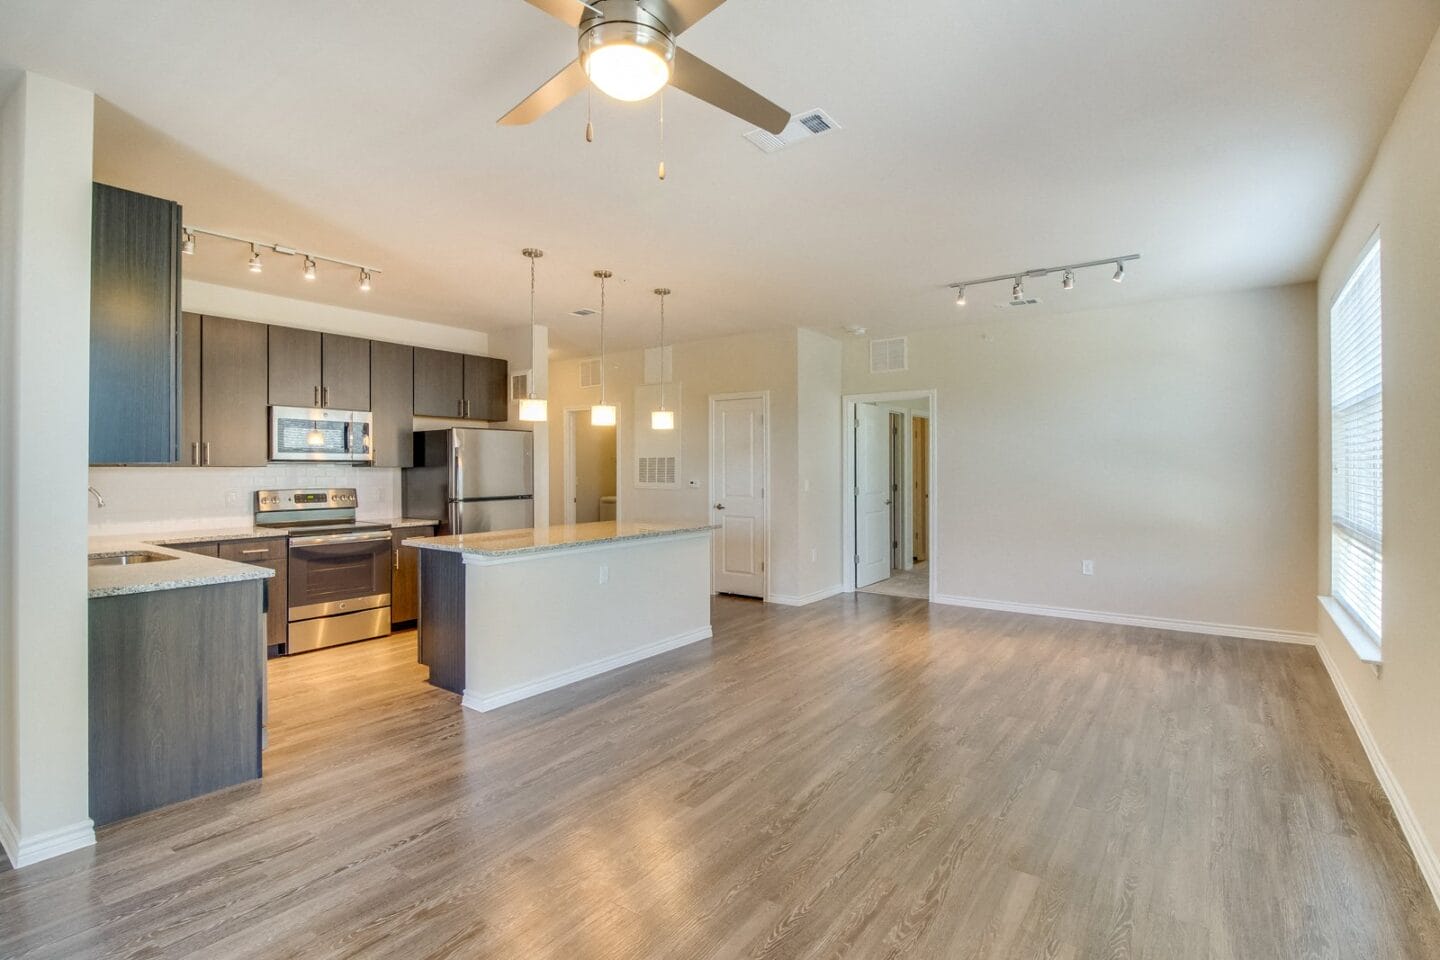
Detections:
[658, 89, 666, 181]
[586, 85, 594, 143]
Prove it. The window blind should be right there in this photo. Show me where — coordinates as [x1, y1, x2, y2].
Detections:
[1330, 239, 1383, 642]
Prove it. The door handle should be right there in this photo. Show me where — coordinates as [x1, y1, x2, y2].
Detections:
[714, 503, 725, 510]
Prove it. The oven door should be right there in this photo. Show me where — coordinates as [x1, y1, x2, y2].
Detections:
[270, 406, 374, 463]
[287, 530, 393, 621]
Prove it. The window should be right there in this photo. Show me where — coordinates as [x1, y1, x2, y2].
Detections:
[1330, 238, 1383, 643]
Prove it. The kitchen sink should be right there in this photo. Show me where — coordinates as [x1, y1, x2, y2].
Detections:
[88, 551, 178, 567]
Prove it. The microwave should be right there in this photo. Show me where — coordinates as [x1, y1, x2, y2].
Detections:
[269, 406, 374, 463]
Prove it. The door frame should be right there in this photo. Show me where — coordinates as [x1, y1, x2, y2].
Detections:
[708, 391, 771, 600]
[842, 390, 939, 597]
[562, 405, 622, 526]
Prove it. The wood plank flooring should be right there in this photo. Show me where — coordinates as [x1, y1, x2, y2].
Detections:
[3, 595, 1438, 959]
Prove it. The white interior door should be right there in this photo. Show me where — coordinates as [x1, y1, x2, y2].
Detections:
[711, 396, 767, 598]
[855, 403, 892, 587]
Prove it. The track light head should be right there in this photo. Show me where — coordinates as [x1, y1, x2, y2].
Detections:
[1112, 261, 1125, 283]
[303, 257, 317, 281]
[1062, 269, 1075, 291]
[182, 230, 195, 256]
[1011, 277, 1024, 302]
[955, 286, 966, 307]
[248, 245, 263, 273]
[359, 269, 372, 292]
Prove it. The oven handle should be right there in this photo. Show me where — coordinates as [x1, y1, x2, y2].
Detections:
[289, 530, 393, 547]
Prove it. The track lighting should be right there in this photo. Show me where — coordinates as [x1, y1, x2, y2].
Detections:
[248, 245, 263, 273]
[303, 257, 317, 281]
[182, 230, 195, 255]
[946, 254, 1139, 306]
[359, 269, 372, 292]
[182, 225, 381, 296]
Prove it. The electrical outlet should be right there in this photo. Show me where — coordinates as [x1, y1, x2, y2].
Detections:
[1081, 560, 1095, 576]
[225, 490, 240, 507]
[598, 563, 609, 585]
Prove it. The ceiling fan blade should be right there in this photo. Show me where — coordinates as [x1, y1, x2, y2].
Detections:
[498, 59, 589, 126]
[670, 48, 789, 134]
[660, 0, 727, 35]
[519, 0, 586, 27]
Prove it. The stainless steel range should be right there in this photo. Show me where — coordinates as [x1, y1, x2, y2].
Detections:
[255, 488, 391, 654]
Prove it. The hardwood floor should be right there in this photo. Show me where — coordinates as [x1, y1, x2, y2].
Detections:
[3, 595, 1438, 959]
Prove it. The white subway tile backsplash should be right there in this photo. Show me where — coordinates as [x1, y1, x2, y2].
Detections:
[87, 465, 402, 534]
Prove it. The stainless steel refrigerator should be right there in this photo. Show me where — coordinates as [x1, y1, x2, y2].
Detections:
[402, 429, 535, 535]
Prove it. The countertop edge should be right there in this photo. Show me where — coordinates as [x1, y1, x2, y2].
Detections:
[87, 542, 276, 599]
[403, 524, 716, 561]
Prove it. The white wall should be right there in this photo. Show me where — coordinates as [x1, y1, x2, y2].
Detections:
[793, 329, 844, 601]
[842, 284, 1319, 636]
[1315, 25, 1440, 898]
[0, 73, 96, 867]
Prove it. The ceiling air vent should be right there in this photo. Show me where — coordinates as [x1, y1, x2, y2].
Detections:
[1006, 297, 1044, 307]
[743, 109, 841, 154]
[869, 337, 908, 374]
[579, 358, 602, 388]
[570, 307, 598, 317]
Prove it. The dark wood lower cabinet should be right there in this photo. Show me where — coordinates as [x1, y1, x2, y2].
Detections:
[417, 549, 465, 693]
[219, 538, 288, 654]
[89, 579, 264, 826]
[391, 524, 435, 625]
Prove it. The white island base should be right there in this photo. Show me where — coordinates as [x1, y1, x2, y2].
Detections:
[404, 522, 715, 712]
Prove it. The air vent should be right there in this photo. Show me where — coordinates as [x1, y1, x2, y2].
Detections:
[579, 358, 602, 388]
[743, 109, 842, 154]
[510, 370, 530, 401]
[637, 456, 677, 486]
[570, 307, 598, 317]
[1006, 298, 1044, 307]
[869, 337, 908, 374]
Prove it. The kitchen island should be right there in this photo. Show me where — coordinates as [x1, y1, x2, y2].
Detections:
[404, 521, 715, 712]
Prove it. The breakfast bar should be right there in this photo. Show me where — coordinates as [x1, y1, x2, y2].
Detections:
[404, 521, 715, 711]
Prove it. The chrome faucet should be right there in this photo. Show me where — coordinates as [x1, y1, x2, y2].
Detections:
[89, 486, 105, 508]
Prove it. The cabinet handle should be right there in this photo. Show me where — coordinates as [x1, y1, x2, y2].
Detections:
[191, 441, 200, 465]
[314, 385, 320, 407]
[394, 548, 400, 571]
[203, 442, 212, 466]
[239, 548, 269, 556]
[323, 386, 329, 407]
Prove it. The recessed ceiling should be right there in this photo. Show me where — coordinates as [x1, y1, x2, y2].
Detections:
[1, 0, 1436, 353]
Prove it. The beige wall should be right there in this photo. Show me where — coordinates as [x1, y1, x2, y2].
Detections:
[0, 73, 95, 866]
[548, 327, 843, 601]
[842, 284, 1319, 635]
[1316, 26, 1440, 887]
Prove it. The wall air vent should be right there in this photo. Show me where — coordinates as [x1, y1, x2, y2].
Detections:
[869, 337, 908, 374]
[743, 109, 842, 154]
[637, 456, 677, 486]
[579, 358, 602, 388]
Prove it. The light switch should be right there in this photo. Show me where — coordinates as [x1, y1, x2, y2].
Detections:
[1081, 560, 1094, 576]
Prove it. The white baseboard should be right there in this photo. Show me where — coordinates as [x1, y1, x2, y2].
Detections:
[462, 625, 714, 713]
[930, 594, 1317, 646]
[0, 805, 96, 869]
[767, 585, 844, 607]
[1314, 638, 1440, 911]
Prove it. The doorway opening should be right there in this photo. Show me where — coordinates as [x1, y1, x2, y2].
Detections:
[563, 407, 619, 525]
[844, 392, 935, 600]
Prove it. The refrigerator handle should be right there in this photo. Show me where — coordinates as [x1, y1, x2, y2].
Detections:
[449, 501, 462, 536]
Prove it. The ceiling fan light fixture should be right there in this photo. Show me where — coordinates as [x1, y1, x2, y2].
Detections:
[580, 21, 674, 102]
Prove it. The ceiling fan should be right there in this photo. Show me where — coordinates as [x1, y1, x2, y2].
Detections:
[498, 0, 790, 135]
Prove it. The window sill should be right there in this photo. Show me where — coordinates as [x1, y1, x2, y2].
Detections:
[1319, 596, 1383, 670]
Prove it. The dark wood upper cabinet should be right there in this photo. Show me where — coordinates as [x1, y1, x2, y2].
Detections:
[200, 315, 269, 466]
[464, 355, 509, 422]
[370, 340, 414, 468]
[413, 348, 465, 418]
[179, 312, 203, 465]
[89, 183, 182, 464]
[321, 333, 371, 410]
[267, 326, 322, 408]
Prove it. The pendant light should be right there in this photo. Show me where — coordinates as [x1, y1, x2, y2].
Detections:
[651, 287, 674, 430]
[517, 248, 548, 423]
[591, 269, 616, 427]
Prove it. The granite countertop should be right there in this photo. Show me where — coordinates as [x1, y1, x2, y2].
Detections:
[403, 520, 716, 559]
[87, 538, 274, 599]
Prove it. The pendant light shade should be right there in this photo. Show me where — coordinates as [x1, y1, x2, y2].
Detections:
[591, 269, 614, 427]
[518, 248, 548, 423]
[650, 287, 674, 430]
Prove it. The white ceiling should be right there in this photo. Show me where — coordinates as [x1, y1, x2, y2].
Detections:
[1, 0, 1436, 353]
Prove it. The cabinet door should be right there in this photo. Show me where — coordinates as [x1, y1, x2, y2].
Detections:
[219, 540, 287, 651]
[201, 316, 270, 466]
[179, 312, 203, 466]
[464, 355, 509, 422]
[89, 183, 181, 464]
[321, 334, 372, 410]
[371, 341, 414, 468]
[413, 348, 465, 418]
[390, 525, 433, 624]
[268, 326, 322, 408]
